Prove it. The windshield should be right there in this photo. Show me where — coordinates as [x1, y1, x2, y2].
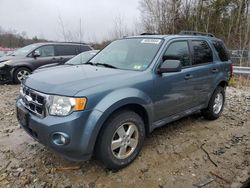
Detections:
[11, 44, 40, 56]
[66, 50, 99, 65]
[90, 38, 163, 71]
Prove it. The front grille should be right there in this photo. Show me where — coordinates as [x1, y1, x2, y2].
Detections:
[20, 86, 48, 118]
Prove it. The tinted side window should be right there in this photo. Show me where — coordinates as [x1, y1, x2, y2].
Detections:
[212, 40, 229, 61]
[164, 41, 191, 67]
[192, 40, 213, 65]
[55, 45, 77, 56]
[36, 45, 55, 57]
[77, 45, 92, 53]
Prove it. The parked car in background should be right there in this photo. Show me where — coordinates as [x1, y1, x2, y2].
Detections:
[36, 50, 99, 71]
[0, 47, 15, 57]
[229, 49, 249, 66]
[16, 32, 232, 170]
[0, 42, 93, 84]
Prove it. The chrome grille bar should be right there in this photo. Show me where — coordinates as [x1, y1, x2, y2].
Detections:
[20, 85, 48, 118]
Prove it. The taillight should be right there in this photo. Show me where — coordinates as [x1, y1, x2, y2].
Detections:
[230, 63, 233, 78]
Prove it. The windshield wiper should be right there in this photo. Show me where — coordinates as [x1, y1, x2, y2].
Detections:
[95, 63, 117, 69]
[83, 62, 117, 69]
[84, 62, 95, 65]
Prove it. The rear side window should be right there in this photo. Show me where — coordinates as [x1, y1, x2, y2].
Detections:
[55, 45, 77, 56]
[164, 41, 191, 67]
[192, 40, 213, 65]
[212, 40, 229, 61]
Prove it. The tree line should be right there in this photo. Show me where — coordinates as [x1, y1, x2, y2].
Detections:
[139, 0, 250, 49]
[0, 27, 48, 48]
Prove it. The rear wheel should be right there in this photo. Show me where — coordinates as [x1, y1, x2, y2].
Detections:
[96, 110, 145, 170]
[13, 67, 31, 84]
[202, 86, 225, 120]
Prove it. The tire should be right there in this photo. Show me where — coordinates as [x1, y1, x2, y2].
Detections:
[202, 86, 225, 120]
[96, 110, 145, 170]
[13, 67, 31, 84]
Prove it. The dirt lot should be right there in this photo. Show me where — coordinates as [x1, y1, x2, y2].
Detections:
[0, 85, 250, 188]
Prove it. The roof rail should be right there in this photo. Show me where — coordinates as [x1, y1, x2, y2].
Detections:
[140, 33, 159, 35]
[58, 42, 88, 45]
[179, 31, 215, 37]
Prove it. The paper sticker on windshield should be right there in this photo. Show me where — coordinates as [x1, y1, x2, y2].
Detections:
[141, 39, 161, 44]
[133, 65, 142, 70]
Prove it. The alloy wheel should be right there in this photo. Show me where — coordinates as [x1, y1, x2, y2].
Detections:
[111, 122, 139, 159]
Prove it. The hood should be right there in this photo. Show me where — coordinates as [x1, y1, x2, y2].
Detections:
[35, 63, 65, 72]
[0, 55, 26, 64]
[24, 65, 139, 96]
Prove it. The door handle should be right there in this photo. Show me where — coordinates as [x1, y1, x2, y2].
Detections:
[211, 68, 219, 73]
[184, 74, 193, 80]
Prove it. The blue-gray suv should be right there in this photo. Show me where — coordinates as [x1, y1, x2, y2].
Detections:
[16, 32, 233, 170]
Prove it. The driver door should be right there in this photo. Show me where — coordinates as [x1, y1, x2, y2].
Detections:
[32, 45, 56, 69]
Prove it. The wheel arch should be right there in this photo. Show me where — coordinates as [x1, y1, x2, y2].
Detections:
[11, 66, 32, 83]
[92, 102, 151, 154]
[217, 80, 228, 88]
[11, 65, 32, 77]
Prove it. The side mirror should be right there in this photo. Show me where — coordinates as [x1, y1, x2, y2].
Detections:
[33, 50, 40, 58]
[157, 59, 182, 74]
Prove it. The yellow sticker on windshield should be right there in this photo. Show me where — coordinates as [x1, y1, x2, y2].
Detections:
[141, 39, 161, 44]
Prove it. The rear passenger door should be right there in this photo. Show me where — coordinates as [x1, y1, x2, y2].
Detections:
[54, 45, 77, 64]
[187, 40, 215, 106]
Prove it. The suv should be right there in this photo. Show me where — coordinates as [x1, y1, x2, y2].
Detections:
[0, 42, 93, 83]
[16, 32, 232, 170]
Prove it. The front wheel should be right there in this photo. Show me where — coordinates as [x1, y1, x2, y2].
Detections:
[96, 110, 145, 170]
[13, 67, 31, 84]
[202, 86, 225, 120]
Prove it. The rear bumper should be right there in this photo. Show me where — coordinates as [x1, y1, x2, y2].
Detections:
[16, 99, 103, 161]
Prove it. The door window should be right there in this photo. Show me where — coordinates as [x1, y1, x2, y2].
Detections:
[164, 41, 191, 67]
[77, 45, 92, 53]
[55, 45, 77, 56]
[36, 45, 55, 57]
[192, 40, 213, 65]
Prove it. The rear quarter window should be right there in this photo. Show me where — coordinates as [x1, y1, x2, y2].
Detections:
[212, 40, 229, 61]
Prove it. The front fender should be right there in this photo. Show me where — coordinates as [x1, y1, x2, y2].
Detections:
[84, 88, 154, 155]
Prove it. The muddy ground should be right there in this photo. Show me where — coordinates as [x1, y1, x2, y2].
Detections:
[0, 85, 249, 188]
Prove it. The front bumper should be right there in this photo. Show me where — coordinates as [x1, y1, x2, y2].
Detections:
[16, 99, 102, 161]
[0, 66, 12, 84]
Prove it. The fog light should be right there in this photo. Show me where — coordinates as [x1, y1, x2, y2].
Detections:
[52, 132, 70, 146]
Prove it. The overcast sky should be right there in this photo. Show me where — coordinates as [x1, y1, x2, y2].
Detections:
[0, 0, 141, 42]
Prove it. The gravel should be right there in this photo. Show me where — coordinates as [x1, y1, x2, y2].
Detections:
[0, 85, 249, 187]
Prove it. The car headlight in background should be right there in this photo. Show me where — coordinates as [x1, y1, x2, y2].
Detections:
[48, 96, 87, 116]
[0, 60, 12, 68]
[0, 62, 6, 68]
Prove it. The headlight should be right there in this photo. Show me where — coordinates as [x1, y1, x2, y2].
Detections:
[0, 60, 12, 68]
[48, 95, 87, 116]
[0, 62, 6, 68]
